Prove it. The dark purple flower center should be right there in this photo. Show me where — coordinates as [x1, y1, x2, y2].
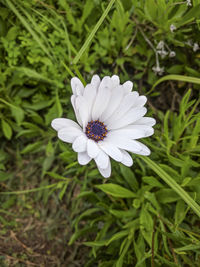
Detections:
[85, 120, 108, 142]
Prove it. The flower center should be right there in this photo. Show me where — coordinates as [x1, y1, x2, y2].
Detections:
[85, 120, 108, 142]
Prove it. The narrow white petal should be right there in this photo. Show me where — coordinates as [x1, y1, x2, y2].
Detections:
[78, 152, 92, 165]
[97, 159, 111, 178]
[71, 77, 84, 96]
[134, 117, 156, 126]
[71, 95, 82, 126]
[133, 141, 151, 156]
[87, 139, 100, 158]
[51, 118, 81, 131]
[111, 75, 120, 88]
[106, 135, 141, 153]
[72, 135, 87, 152]
[75, 95, 89, 129]
[120, 125, 154, 137]
[99, 141, 123, 162]
[91, 75, 101, 89]
[120, 150, 133, 167]
[100, 85, 124, 122]
[83, 84, 97, 121]
[105, 91, 139, 123]
[107, 107, 147, 130]
[123, 81, 133, 94]
[94, 150, 109, 169]
[92, 76, 111, 120]
[58, 127, 83, 143]
[134, 96, 147, 107]
[108, 128, 147, 140]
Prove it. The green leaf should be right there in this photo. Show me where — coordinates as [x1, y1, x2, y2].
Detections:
[106, 230, 129, 246]
[96, 183, 136, 198]
[1, 119, 12, 140]
[120, 165, 138, 191]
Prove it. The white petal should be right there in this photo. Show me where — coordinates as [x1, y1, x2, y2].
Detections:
[97, 159, 111, 178]
[123, 81, 133, 94]
[83, 84, 97, 121]
[111, 75, 120, 88]
[94, 150, 109, 169]
[107, 107, 147, 130]
[71, 95, 82, 126]
[120, 150, 133, 167]
[78, 152, 92, 165]
[75, 95, 89, 129]
[71, 77, 84, 96]
[51, 118, 81, 131]
[106, 135, 141, 153]
[92, 76, 111, 120]
[58, 127, 83, 143]
[87, 139, 100, 158]
[72, 135, 87, 152]
[100, 85, 124, 122]
[120, 125, 154, 137]
[108, 128, 147, 140]
[105, 91, 139, 123]
[133, 141, 151, 156]
[134, 117, 156, 126]
[134, 96, 147, 107]
[99, 141, 122, 162]
[91, 75, 101, 89]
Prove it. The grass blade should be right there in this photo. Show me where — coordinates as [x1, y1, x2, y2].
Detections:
[73, 0, 116, 64]
[140, 156, 200, 218]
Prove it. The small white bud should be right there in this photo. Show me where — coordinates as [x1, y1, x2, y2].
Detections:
[156, 41, 164, 50]
[170, 24, 176, 33]
[152, 66, 164, 76]
[193, 43, 199, 52]
[157, 50, 168, 59]
[186, 0, 192, 6]
[169, 51, 176, 58]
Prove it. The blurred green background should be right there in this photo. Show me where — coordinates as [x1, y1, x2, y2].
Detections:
[0, 0, 200, 266]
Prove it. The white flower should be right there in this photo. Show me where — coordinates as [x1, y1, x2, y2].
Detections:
[186, 0, 192, 6]
[170, 24, 176, 33]
[193, 43, 199, 52]
[156, 41, 164, 50]
[51, 75, 156, 178]
[152, 66, 164, 75]
[169, 51, 176, 58]
[157, 50, 168, 59]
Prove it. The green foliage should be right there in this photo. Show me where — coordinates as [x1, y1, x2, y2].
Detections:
[0, 0, 200, 266]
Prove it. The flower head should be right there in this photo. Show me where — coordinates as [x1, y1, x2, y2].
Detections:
[51, 75, 156, 178]
[170, 24, 176, 33]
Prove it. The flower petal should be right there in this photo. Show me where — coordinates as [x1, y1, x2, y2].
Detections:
[134, 96, 147, 107]
[97, 159, 111, 178]
[75, 95, 89, 129]
[94, 150, 109, 169]
[134, 117, 156, 126]
[83, 84, 97, 121]
[51, 118, 81, 131]
[124, 124, 154, 137]
[87, 139, 100, 158]
[58, 127, 83, 143]
[71, 95, 82, 126]
[71, 77, 84, 96]
[120, 150, 133, 167]
[72, 135, 87, 152]
[78, 152, 92, 165]
[132, 141, 151, 156]
[106, 135, 141, 153]
[100, 85, 124, 122]
[105, 91, 139, 123]
[91, 75, 101, 89]
[92, 76, 112, 120]
[99, 141, 123, 162]
[107, 107, 147, 130]
[111, 75, 120, 88]
[108, 128, 147, 140]
[123, 81, 133, 94]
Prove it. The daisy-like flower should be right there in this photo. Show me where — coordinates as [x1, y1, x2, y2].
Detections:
[51, 75, 156, 178]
